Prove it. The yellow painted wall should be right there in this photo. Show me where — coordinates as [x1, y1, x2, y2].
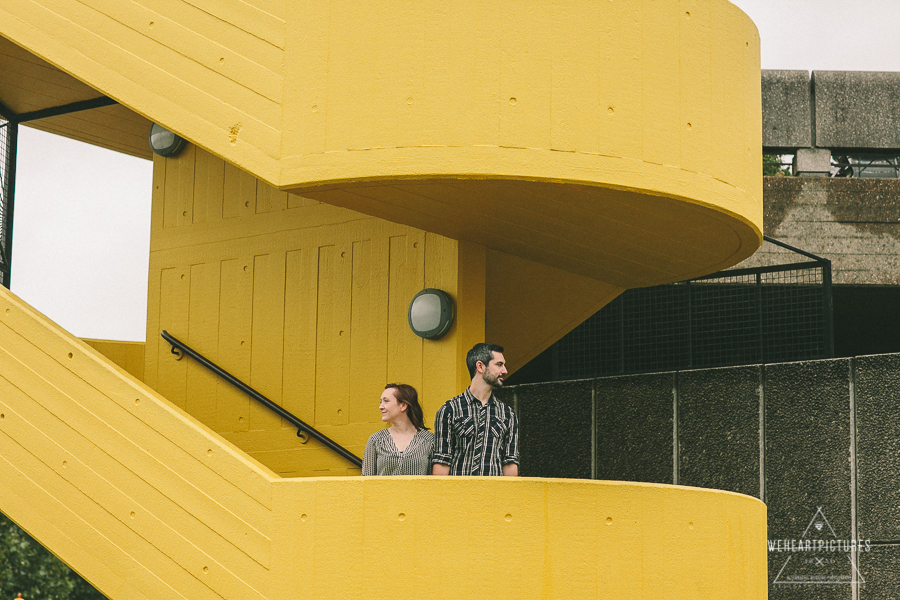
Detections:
[143, 147, 487, 476]
[0, 284, 275, 600]
[281, 0, 763, 285]
[0, 0, 286, 179]
[271, 478, 767, 600]
[1, 0, 763, 289]
[144, 146, 626, 475]
[83, 338, 145, 381]
[485, 250, 624, 370]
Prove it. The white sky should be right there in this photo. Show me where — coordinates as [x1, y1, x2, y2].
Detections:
[734, 0, 900, 72]
[12, 129, 152, 341]
[10, 1, 900, 342]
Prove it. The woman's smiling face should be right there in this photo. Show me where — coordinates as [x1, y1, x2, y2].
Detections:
[379, 387, 407, 423]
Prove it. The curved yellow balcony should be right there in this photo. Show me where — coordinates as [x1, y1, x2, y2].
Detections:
[273, 477, 767, 600]
[0, 0, 762, 286]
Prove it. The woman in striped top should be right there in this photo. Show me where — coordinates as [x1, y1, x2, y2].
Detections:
[362, 383, 434, 476]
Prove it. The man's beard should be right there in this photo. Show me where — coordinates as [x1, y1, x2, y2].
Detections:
[483, 371, 503, 389]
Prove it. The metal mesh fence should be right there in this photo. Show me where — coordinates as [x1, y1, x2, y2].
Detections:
[554, 258, 832, 380]
[0, 119, 12, 287]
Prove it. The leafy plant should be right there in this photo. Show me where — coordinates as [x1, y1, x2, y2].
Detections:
[763, 154, 791, 176]
[0, 513, 106, 600]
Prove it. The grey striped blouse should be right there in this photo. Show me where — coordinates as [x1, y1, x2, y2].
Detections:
[361, 428, 435, 476]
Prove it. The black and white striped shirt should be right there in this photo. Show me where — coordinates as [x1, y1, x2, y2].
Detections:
[361, 428, 435, 476]
[432, 389, 519, 476]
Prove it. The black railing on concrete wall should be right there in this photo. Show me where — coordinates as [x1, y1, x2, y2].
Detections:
[554, 236, 833, 379]
[161, 330, 362, 468]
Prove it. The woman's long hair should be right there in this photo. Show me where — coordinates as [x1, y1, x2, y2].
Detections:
[385, 383, 428, 430]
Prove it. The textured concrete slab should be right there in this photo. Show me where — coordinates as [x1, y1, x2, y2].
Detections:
[854, 354, 900, 542]
[793, 148, 831, 176]
[500, 351, 900, 599]
[815, 71, 900, 149]
[737, 177, 900, 285]
[825, 178, 900, 223]
[595, 372, 673, 484]
[765, 359, 852, 600]
[762, 70, 812, 150]
[858, 544, 899, 600]
[500, 380, 593, 479]
[677, 366, 761, 497]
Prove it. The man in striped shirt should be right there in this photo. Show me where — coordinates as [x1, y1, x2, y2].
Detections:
[432, 343, 520, 476]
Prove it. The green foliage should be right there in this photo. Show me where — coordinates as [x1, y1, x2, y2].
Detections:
[0, 513, 107, 600]
[763, 154, 791, 177]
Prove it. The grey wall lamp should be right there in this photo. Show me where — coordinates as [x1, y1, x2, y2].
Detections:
[408, 288, 455, 339]
[149, 123, 187, 157]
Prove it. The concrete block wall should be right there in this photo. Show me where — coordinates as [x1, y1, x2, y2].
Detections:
[815, 71, 900, 150]
[762, 70, 812, 151]
[762, 70, 900, 151]
[499, 353, 900, 599]
[737, 177, 900, 285]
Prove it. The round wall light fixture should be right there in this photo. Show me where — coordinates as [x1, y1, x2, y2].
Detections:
[149, 123, 187, 157]
[408, 288, 455, 339]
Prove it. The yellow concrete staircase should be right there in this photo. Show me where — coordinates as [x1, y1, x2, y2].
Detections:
[0, 285, 768, 600]
[0, 286, 273, 600]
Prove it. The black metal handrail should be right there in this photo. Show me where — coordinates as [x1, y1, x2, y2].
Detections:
[762, 235, 830, 264]
[161, 330, 362, 468]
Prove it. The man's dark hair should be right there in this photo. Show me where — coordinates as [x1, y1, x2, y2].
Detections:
[467, 343, 504, 379]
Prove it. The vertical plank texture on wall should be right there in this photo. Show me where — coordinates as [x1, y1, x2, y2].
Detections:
[217, 258, 254, 433]
[192, 150, 224, 224]
[256, 181, 288, 214]
[348, 236, 390, 425]
[185, 262, 220, 426]
[223, 162, 257, 219]
[422, 233, 462, 418]
[147, 146, 480, 474]
[387, 234, 425, 387]
[162, 145, 196, 228]
[315, 245, 352, 427]
[157, 267, 190, 409]
[250, 252, 286, 430]
[283, 248, 318, 424]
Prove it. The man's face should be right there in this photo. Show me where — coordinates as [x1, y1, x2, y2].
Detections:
[480, 351, 508, 389]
